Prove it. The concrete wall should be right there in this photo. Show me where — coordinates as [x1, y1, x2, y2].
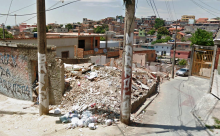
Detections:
[4, 38, 78, 59]
[56, 46, 75, 58]
[0, 42, 64, 104]
[133, 54, 146, 66]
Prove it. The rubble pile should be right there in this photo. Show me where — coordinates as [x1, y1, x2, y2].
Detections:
[53, 62, 157, 129]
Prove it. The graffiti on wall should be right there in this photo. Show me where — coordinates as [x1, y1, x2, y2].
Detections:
[0, 51, 31, 99]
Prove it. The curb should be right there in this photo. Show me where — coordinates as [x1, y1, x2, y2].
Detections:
[191, 110, 214, 136]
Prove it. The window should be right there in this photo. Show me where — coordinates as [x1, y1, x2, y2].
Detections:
[162, 46, 163, 48]
[140, 33, 142, 35]
[178, 53, 180, 55]
[167, 47, 169, 49]
[178, 45, 181, 47]
[156, 46, 158, 48]
[157, 51, 159, 53]
[151, 53, 154, 58]
[62, 51, 69, 58]
[186, 45, 189, 48]
[78, 40, 85, 50]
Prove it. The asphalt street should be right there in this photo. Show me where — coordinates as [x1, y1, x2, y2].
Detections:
[126, 76, 211, 136]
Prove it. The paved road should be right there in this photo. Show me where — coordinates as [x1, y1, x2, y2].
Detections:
[126, 76, 211, 136]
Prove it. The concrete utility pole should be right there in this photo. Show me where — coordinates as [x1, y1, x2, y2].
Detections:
[121, 0, 135, 125]
[37, 0, 49, 115]
[2, 23, 5, 39]
[172, 20, 178, 79]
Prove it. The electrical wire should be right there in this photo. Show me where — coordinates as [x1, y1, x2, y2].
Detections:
[167, 0, 174, 21]
[198, 0, 220, 12]
[149, 0, 156, 16]
[0, 0, 80, 17]
[152, 0, 160, 18]
[190, 0, 218, 17]
[171, 0, 177, 20]
[0, 3, 36, 18]
[20, 0, 79, 24]
[165, 0, 172, 21]
[5, 0, 14, 24]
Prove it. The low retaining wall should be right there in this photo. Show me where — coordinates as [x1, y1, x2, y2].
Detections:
[131, 82, 157, 113]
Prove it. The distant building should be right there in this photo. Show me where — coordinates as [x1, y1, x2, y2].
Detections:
[196, 18, 208, 24]
[181, 15, 195, 22]
[19, 23, 37, 32]
[153, 43, 173, 56]
[54, 28, 68, 33]
[207, 18, 220, 24]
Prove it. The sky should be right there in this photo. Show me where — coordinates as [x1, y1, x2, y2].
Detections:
[0, 0, 220, 26]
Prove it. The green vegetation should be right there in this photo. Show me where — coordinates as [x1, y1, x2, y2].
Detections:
[32, 27, 48, 32]
[213, 117, 220, 124]
[190, 29, 214, 46]
[157, 27, 169, 35]
[94, 24, 109, 34]
[6, 25, 11, 30]
[0, 28, 13, 38]
[100, 36, 106, 41]
[157, 34, 162, 40]
[152, 36, 171, 44]
[65, 23, 73, 30]
[147, 29, 156, 35]
[181, 37, 186, 42]
[47, 25, 52, 29]
[154, 18, 165, 29]
[178, 59, 187, 65]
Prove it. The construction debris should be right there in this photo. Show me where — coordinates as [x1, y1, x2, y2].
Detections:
[51, 60, 161, 130]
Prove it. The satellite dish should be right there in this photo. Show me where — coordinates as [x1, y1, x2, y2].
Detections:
[103, 49, 107, 54]
[94, 48, 98, 52]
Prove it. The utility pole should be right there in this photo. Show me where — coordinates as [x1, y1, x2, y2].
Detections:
[15, 14, 17, 26]
[172, 20, 178, 79]
[121, 0, 135, 125]
[2, 23, 5, 39]
[37, 0, 49, 115]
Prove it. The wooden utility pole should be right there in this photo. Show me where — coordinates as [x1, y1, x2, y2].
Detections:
[37, 0, 49, 115]
[121, 0, 135, 125]
[172, 20, 178, 78]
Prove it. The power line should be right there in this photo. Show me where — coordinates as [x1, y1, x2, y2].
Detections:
[0, 3, 36, 18]
[165, 0, 172, 21]
[0, 0, 80, 17]
[167, 0, 174, 21]
[171, 0, 177, 20]
[190, 0, 218, 17]
[5, 0, 14, 24]
[198, 0, 220, 12]
[149, 0, 156, 16]
[152, 0, 160, 18]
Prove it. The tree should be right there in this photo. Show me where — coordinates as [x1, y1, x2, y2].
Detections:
[157, 34, 162, 40]
[190, 29, 214, 46]
[65, 23, 73, 30]
[154, 18, 165, 29]
[178, 59, 187, 65]
[0, 28, 13, 38]
[181, 37, 186, 42]
[147, 29, 156, 35]
[32, 27, 48, 32]
[94, 25, 109, 34]
[100, 36, 106, 41]
[7, 26, 11, 30]
[60, 24, 63, 28]
[77, 22, 81, 24]
[47, 25, 52, 29]
[157, 27, 169, 35]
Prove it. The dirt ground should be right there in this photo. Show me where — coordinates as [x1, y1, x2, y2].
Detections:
[0, 94, 130, 136]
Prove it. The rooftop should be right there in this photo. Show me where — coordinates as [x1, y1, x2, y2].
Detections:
[153, 43, 173, 46]
[47, 32, 106, 37]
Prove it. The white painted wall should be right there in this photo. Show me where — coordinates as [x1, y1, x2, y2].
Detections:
[100, 41, 119, 48]
[5, 38, 78, 58]
[154, 44, 172, 56]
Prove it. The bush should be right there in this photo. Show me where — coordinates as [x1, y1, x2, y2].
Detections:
[178, 59, 187, 65]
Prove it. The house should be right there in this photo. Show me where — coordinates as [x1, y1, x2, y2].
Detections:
[207, 18, 220, 24]
[169, 42, 191, 59]
[153, 43, 173, 56]
[169, 28, 183, 34]
[3, 32, 110, 59]
[54, 28, 68, 33]
[176, 32, 185, 40]
[19, 23, 37, 32]
[196, 18, 208, 24]
[181, 15, 195, 21]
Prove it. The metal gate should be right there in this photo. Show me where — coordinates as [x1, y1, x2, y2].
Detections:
[192, 49, 213, 78]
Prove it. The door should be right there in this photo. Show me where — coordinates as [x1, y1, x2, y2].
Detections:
[78, 40, 85, 50]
